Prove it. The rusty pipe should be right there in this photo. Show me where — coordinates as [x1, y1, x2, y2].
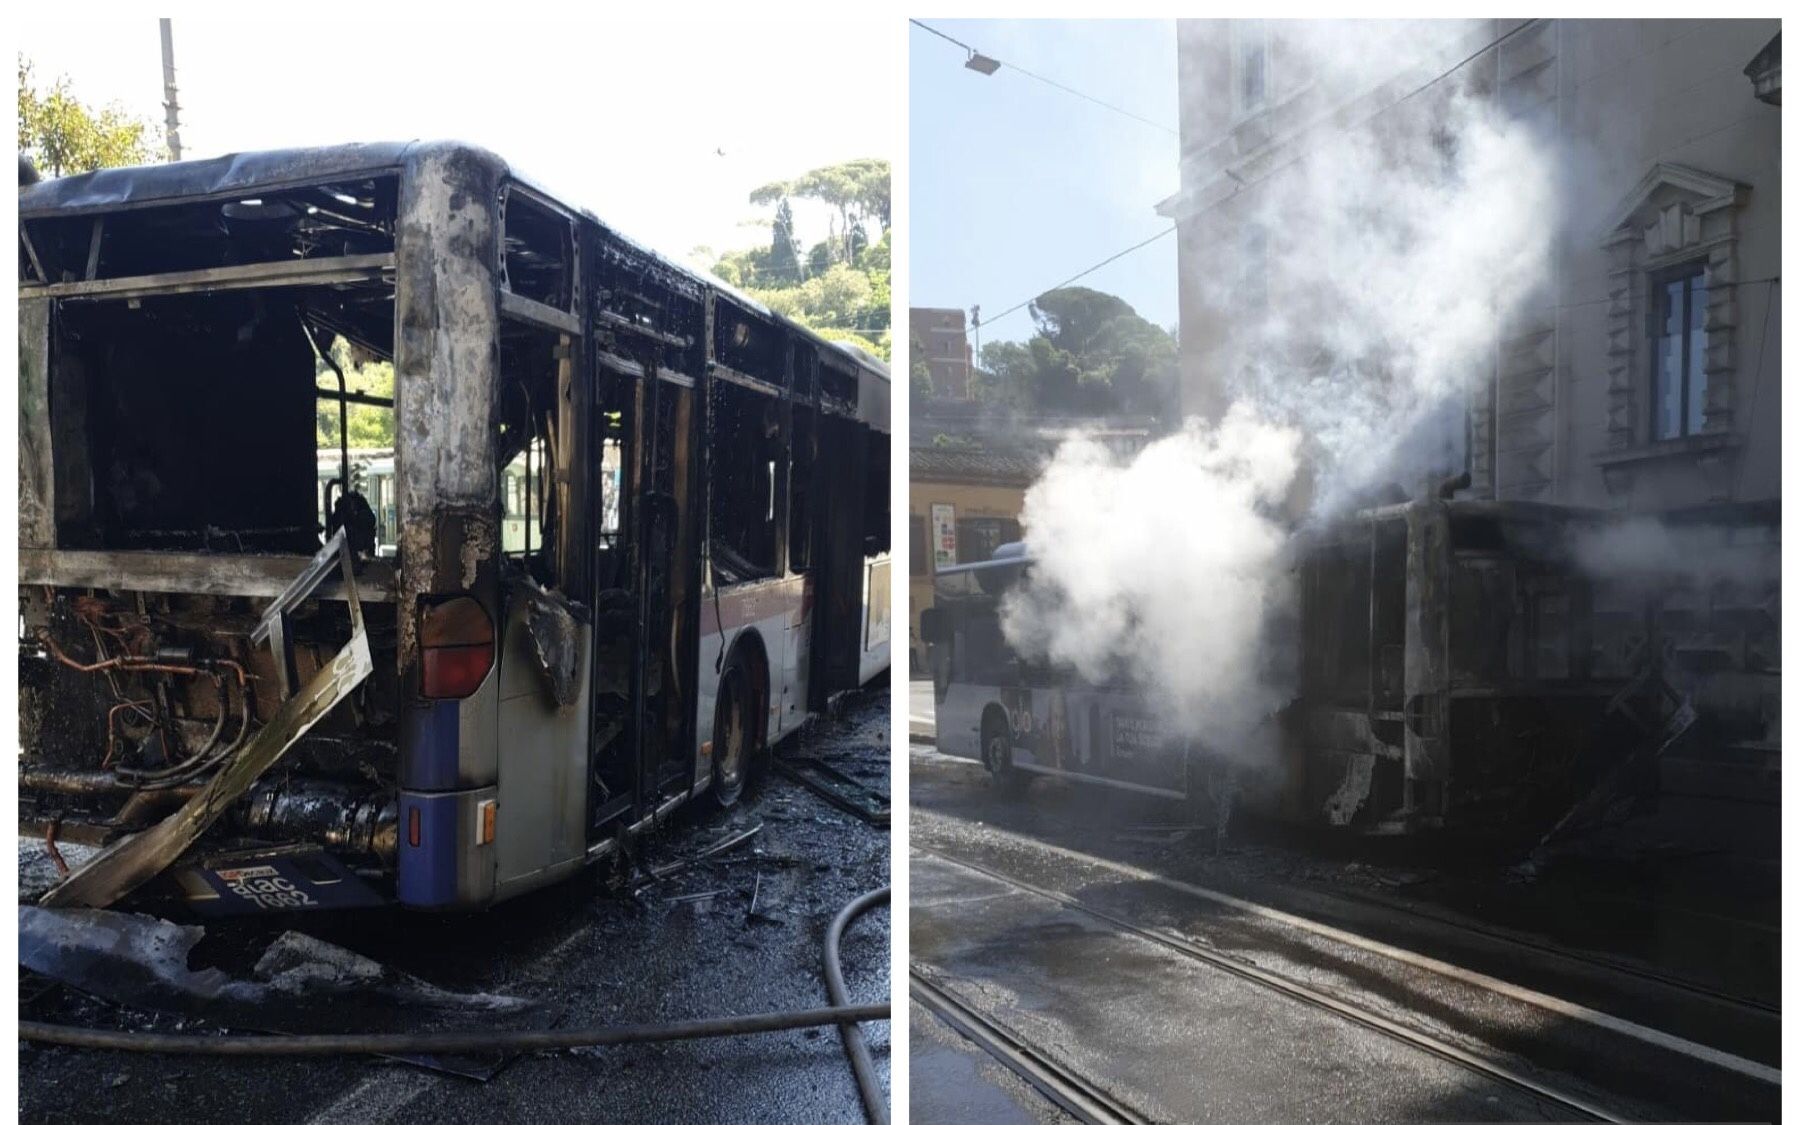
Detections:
[21, 770, 396, 863]
[37, 629, 247, 689]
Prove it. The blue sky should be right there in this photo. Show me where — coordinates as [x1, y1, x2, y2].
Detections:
[909, 19, 1179, 349]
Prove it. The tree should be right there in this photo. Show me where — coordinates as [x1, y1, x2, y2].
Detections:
[769, 199, 805, 284]
[316, 338, 396, 449]
[910, 338, 935, 406]
[710, 160, 891, 361]
[980, 287, 1176, 418]
[752, 157, 890, 266]
[18, 56, 159, 177]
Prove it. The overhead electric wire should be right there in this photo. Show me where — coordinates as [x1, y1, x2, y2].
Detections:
[957, 19, 1547, 340]
[910, 19, 1177, 136]
[968, 226, 1178, 336]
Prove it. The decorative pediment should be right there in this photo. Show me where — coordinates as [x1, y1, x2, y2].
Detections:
[1602, 163, 1747, 253]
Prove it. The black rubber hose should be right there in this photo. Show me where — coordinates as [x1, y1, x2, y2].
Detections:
[19, 1003, 888, 1056]
[825, 885, 891, 1125]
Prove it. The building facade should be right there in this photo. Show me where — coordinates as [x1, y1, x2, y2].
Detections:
[1160, 18, 1780, 516]
[907, 446, 1039, 670]
[1159, 20, 1781, 826]
[910, 306, 975, 400]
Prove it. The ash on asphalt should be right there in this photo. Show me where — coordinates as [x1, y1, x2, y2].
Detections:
[19, 692, 892, 1125]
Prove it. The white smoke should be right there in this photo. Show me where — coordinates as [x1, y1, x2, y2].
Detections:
[1002, 23, 1561, 754]
[1001, 404, 1299, 739]
[1573, 519, 1777, 593]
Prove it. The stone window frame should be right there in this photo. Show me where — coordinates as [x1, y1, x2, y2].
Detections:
[1599, 163, 1748, 457]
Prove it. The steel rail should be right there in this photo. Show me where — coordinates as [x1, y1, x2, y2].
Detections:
[917, 842, 1625, 1123]
[1304, 881, 1781, 1019]
[910, 970, 1154, 1125]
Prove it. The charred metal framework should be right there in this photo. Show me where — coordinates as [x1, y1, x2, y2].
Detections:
[925, 498, 1777, 839]
[19, 142, 891, 912]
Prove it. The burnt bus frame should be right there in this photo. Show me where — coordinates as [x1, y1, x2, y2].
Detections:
[18, 141, 892, 910]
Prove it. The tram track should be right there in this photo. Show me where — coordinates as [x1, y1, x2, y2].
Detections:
[1302, 879, 1781, 1020]
[910, 969, 1154, 1125]
[915, 840, 1630, 1123]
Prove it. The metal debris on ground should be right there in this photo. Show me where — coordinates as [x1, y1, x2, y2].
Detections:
[771, 756, 891, 825]
[636, 823, 764, 886]
[663, 889, 727, 905]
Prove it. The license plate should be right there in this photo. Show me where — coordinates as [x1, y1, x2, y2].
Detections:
[179, 849, 384, 914]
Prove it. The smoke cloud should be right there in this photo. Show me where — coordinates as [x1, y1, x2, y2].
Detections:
[1572, 519, 1776, 594]
[1002, 22, 1561, 754]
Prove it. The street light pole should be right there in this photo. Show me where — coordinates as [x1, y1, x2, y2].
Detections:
[159, 19, 182, 162]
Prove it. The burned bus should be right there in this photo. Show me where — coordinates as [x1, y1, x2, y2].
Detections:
[922, 545, 1217, 808]
[926, 497, 1775, 839]
[19, 142, 891, 913]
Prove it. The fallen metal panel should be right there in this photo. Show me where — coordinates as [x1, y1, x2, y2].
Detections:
[40, 534, 374, 909]
[19, 548, 395, 602]
[23, 252, 395, 302]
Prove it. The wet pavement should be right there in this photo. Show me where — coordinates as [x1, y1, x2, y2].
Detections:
[909, 680, 1781, 1124]
[909, 998, 1075, 1125]
[913, 850, 1586, 1123]
[19, 691, 892, 1125]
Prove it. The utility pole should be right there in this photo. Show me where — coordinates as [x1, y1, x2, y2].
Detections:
[969, 303, 981, 369]
[159, 19, 182, 161]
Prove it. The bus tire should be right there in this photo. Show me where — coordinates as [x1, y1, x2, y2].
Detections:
[710, 659, 754, 808]
[982, 712, 1029, 796]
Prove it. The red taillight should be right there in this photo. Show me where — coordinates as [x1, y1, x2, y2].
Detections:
[419, 596, 494, 699]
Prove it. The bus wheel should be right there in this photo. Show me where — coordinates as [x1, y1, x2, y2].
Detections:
[985, 722, 1029, 796]
[711, 662, 752, 808]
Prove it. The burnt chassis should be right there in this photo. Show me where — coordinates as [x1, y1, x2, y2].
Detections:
[18, 141, 889, 913]
[1285, 498, 1640, 836]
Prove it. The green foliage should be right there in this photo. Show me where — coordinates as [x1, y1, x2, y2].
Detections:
[315, 338, 396, 450]
[710, 165, 892, 362]
[752, 157, 890, 267]
[769, 199, 805, 284]
[910, 340, 935, 406]
[980, 287, 1176, 418]
[17, 56, 159, 177]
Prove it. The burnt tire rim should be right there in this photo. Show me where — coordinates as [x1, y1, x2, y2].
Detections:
[717, 669, 747, 795]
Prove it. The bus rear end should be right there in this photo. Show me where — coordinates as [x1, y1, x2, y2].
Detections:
[18, 143, 522, 913]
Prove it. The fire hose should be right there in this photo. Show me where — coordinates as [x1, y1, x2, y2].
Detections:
[19, 885, 894, 1121]
[826, 885, 891, 1125]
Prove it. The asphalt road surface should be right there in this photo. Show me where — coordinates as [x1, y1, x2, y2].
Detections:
[909, 680, 1780, 1124]
[20, 691, 892, 1125]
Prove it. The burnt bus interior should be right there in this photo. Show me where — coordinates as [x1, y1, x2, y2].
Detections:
[19, 153, 890, 904]
[1292, 500, 1778, 840]
[21, 172, 407, 878]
